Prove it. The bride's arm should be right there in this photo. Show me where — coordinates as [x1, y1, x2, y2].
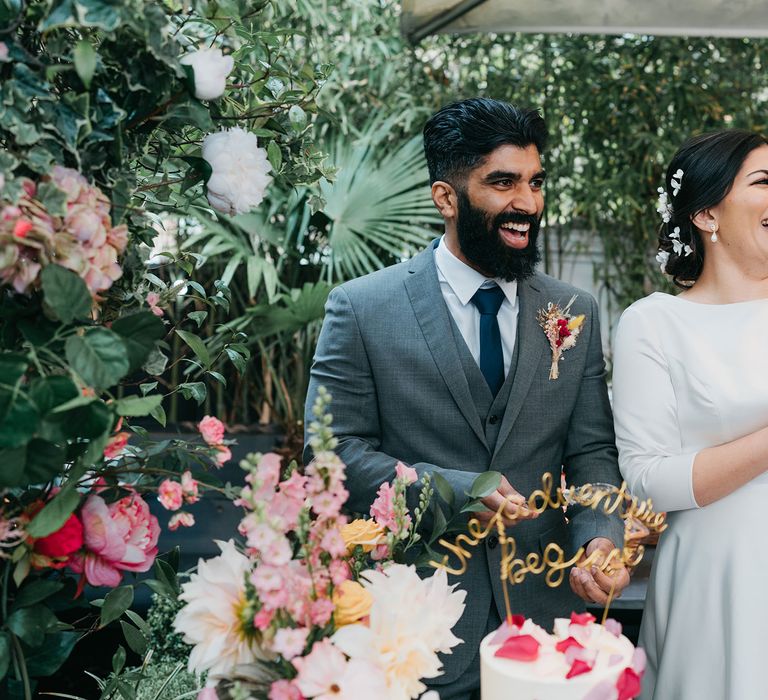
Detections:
[613, 304, 768, 511]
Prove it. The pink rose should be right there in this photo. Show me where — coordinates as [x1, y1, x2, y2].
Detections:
[69, 494, 159, 587]
[158, 480, 183, 511]
[168, 511, 195, 531]
[181, 471, 200, 504]
[104, 431, 130, 459]
[214, 445, 232, 466]
[395, 461, 418, 484]
[198, 415, 225, 445]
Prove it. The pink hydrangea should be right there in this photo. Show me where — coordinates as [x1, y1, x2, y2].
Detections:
[272, 627, 310, 660]
[198, 415, 225, 445]
[168, 512, 195, 531]
[69, 494, 159, 587]
[158, 479, 183, 511]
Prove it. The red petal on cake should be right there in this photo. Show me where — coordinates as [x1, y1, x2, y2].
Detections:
[494, 634, 541, 661]
[566, 659, 593, 679]
[570, 611, 596, 625]
[511, 614, 526, 628]
[555, 636, 584, 654]
[616, 667, 642, 700]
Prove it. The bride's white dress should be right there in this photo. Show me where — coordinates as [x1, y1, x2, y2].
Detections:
[612, 292, 768, 700]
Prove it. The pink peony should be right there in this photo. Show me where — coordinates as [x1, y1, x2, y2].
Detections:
[395, 461, 418, 484]
[158, 479, 183, 511]
[181, 471, 200, 504]
[198, 415, 225, 445]
[268, 679, 303, 700]
[69, 494, 160, 587]
[272, 627, 310, 660]
[168, 512, 195, 531]
[370, 482, 397, 531]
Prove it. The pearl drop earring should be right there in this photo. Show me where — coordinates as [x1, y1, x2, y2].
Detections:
[710, 222, 718, 243]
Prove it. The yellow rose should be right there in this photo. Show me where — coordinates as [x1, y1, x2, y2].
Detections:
[340, 519, 385, 554]
[333, 579, 373, 627]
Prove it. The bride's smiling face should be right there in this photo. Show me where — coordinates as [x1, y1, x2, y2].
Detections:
[709, 144, 768, 269]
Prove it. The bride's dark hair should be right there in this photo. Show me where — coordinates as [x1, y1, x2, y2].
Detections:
[659, 129, 768, 288]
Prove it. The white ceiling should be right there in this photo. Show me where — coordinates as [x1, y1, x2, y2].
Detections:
[402, 0, 768, 43]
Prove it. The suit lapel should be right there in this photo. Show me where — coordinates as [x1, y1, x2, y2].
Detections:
[404, 245, 490, 452]
[492, 275, 546, 461]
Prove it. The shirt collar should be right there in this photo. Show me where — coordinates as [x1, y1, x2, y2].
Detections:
[434, 235, 518, 307]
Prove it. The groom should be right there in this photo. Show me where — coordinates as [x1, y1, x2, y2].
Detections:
[304, 98, 628, 700]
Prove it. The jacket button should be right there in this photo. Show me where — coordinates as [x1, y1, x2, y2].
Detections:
[487, 535, 499, 549]
[488, 414, 499, 425]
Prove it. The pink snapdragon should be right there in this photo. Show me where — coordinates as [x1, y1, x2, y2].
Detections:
[158, 479, 184, 511]
[395, 461, 418, 484]
[70, 494, 159, 587]
[370, 482, 397, 530]
[198, 415, 225, 445]
[214, 445, 232, 466]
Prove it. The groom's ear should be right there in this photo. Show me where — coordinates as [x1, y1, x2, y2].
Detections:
[431, 181, 458, 219]
[691, 209, 715, 234]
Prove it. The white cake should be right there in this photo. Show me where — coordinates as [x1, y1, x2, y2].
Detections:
[480, 613, 645, 700]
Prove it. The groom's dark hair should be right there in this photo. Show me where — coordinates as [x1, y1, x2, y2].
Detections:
[422, 98, 547, 186]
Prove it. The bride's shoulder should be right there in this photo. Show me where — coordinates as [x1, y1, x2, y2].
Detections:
[615, 292, 681, 337]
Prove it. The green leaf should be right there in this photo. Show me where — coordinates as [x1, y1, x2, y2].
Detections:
[40, 265, 92, 324]
[0, 633, 9, 681]
[123, 610, 150, 637]
[0, 395, 39, 450]
[26, 488, 80, 538]
[431, 472, 455, 508]
[149, 402, 166, 427]
[22, 631, 78, 677]
[187, 311, 208, 328]
[28, 376, 79, 417]
[113, 395, 163, 417]
[139, 382, 158, 396]
[13, 579, 65, 609]
[175, 329, 211, 368]
[65, 328, 130, 390]
[0, 439, 66, 487]
[111, 644, 126, 675]
[468, 471, 502, 499]
[111, 312, 166, 373]
[429, 502, 448, 545]
[178, 382, 206, 404]
[120, 621, 148, 656]
[267, 140, 282, 172]
[224, 347, 247, 374]
[154, 559, 180, 596]
[35, 182, 69, 217]
[6, 604, 58, 647]
[206, 370, 226, 386]
[78, 0, 121, 30]
[73, 40, 96, 89]
[99, 586, 134, 628]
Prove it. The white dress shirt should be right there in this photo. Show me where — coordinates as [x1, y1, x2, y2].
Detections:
[434, 235, 519, 376]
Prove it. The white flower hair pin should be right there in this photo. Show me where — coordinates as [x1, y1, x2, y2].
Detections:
[656, 250, 670, 274]
[670, 168, 684, 197]
[669, 227, 692, 257]
[656, 188, 673, 223]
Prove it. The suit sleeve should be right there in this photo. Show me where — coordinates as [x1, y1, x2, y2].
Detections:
[612, 305, 700, 512]
[304, 285, 478, 521]
[562, 294, 625, 551]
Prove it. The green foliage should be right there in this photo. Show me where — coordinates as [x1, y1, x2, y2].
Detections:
[145, 592, 190, 664]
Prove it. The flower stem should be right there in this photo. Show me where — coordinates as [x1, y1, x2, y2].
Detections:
[11, 634, 32, 700]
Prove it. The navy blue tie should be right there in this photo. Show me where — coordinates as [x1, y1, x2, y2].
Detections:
[470, 285, 506, 396]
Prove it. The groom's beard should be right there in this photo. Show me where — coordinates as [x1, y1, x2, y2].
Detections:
[455, 189, 541, 282]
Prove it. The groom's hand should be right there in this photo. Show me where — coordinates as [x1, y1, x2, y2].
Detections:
[475, 476, 539, 527]
[569, 537, 630, 605]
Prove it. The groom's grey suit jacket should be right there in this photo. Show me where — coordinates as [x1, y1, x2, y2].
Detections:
[304, 241, 624, 685]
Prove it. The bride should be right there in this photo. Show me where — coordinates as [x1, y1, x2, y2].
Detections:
[612, 129, 768, 700]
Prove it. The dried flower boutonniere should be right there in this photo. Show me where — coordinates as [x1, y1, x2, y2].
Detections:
[538, 296, 586, 380]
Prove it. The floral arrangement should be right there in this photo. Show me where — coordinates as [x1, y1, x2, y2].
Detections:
[172, 389, 466, 700]
[537, 296, 586, 380]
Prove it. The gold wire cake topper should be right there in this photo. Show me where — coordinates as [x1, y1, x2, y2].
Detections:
[429, 473, 667, 623]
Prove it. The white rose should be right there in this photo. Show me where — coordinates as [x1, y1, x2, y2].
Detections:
[180, 48, 234, 101]
[202, 127, 273, 215]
